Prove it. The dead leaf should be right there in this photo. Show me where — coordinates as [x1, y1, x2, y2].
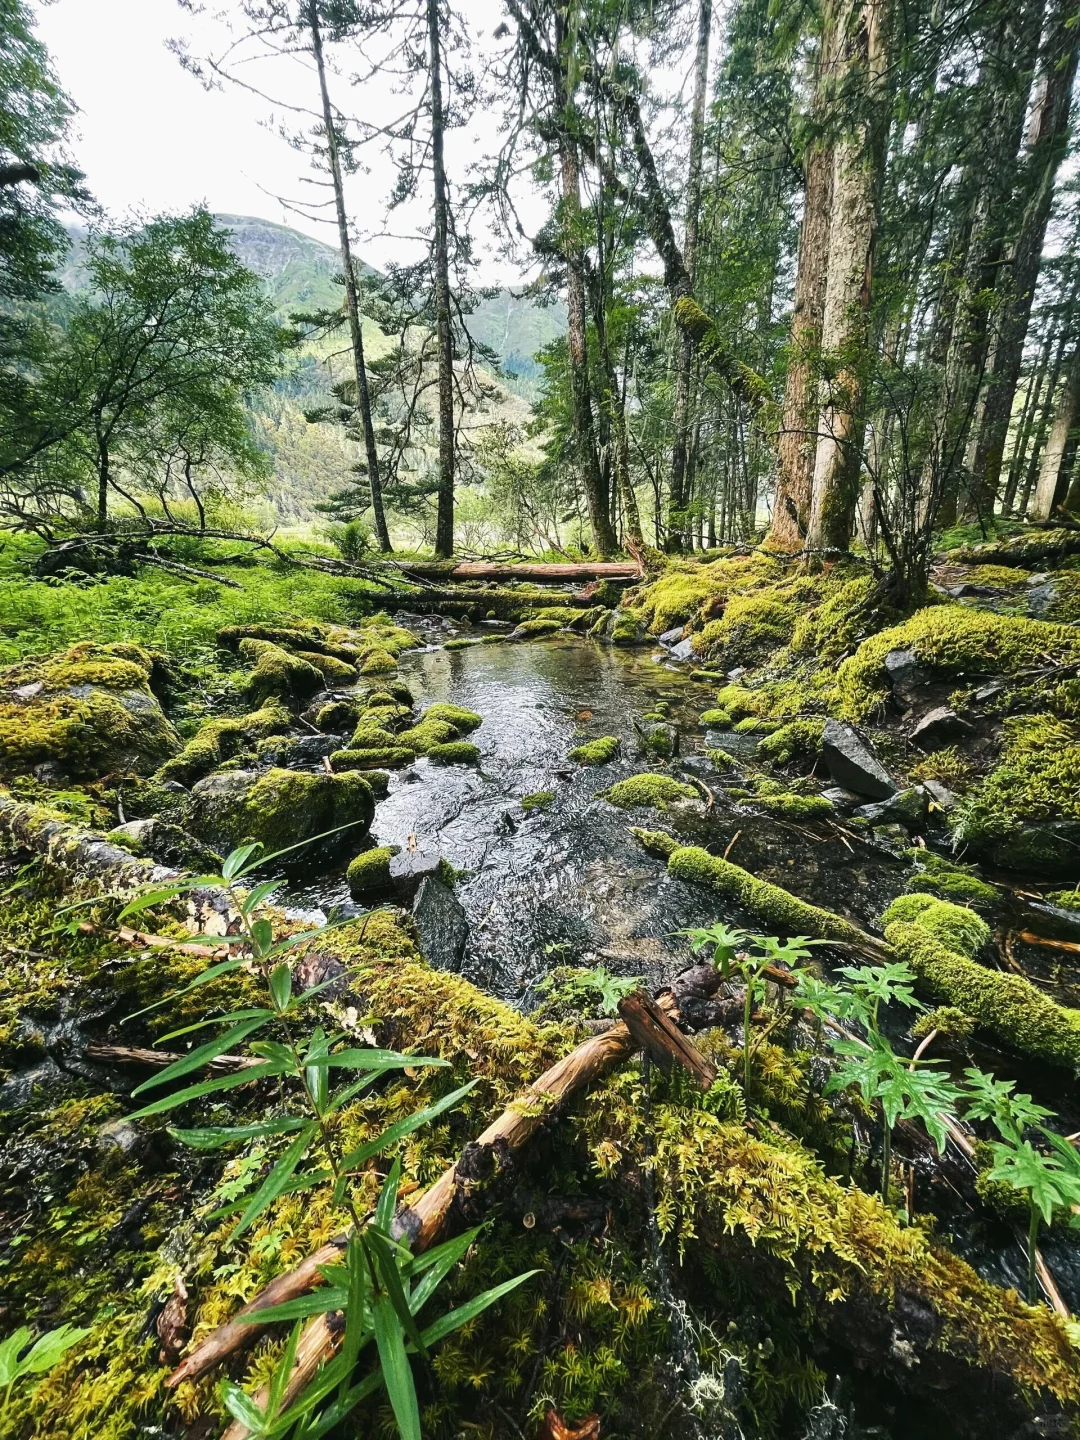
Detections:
[538, 1408, 600, 1440]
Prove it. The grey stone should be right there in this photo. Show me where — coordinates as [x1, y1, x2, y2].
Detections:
[658, 626, 685, 648]
[260, 734, 339, 767]
[642, 722, 679, 758]
[726, 667, 748, 682]
[1025, 580, 1058, 617]
[923, 780, 958, 810]
[883, 648, 929, 704]
[821, 719, 896, 799]
[389, 845, 443, 899]
[110, 816, 222, 871]
[704, 728, 761, 759]
[852, 786, 928, 829]
[96, 1119, 146, 1158]
[973, 678, 1007, 702]
[411, 876, 468, 972]
[1022, 901, 1080, 944]
[910, 706, 974, 749]
[820, 786, 860, 810]
[669, 638, 695, 662]
[11, 681, 43, 701]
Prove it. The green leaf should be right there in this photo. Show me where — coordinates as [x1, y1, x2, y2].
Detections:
[223, 842, 263, 881]
[169, 1116, 310, 1151]
[335, 1080, 476, 1197]
[366, 1228, 428, 1360]
[157, 1008, 275, 1044]
[325, 1075, 378, 1115]
[131, 1018, 270, 1096]
[268, 961, 292, 1009]
[208, 1168, 332, 1221]
[376, 1157, 401, 1233]
[127, 1059, 290, 1118]
[373, 1293, 420, 1440]
[415, 1270, 539, 1348]
[241, 878, 285, 915]
[218, 1376, 267, 1432]
[228, 1126, 318, 1237]
[306, 1029, 329, 1114]
[267, 1320, 303, 1421]
[241, 1286, 350, 1326]
[302, 1049, 448, 1074]
[0, 1327, 30, 1387]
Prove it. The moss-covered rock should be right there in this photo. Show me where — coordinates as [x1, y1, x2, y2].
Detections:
[428, 741, 480, 765]
[0, 643, 181, 781]
[757, 718, 826, 767]
[693, 592, 797, 666]
[330, 746, 415, 771]
[346, 843, 401, 898]
[885, 918, 1080, 1069]
[421, 703, 482, 735]
[903, 850, 998, 909]
[1046, 887, 1080, 913]
[293, 650, 358, 686]
[836, 607, 1080, 721]
[108, 817, 222, 872]
[602, 773, 697, 810]
[314, 698, 364, 733]
[752, 790, 834, 821]
[238, 638, 324, 709]
[569, 735, 621, 765]
[348, 722, 404, 751]
[589, 608, 649, 646]
[952, 715, 1080, 875]
[509, 617, 563, 639]
[396, 718, 459, 753]
[189, 767, 374, 853]
[359, 646, 398, 674]
[882, 893, 990, 958]
[155, 703, 291, 786]
[521, 790, 555, 812]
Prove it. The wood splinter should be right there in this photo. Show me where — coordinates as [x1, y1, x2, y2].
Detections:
[617, 989, 716, 1089]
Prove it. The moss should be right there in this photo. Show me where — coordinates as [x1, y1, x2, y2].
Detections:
[314, 698, 363, 733]
[237, 638, 324, 709]
[707, 748, 736, 770]
[885, 919, 1080, 1069]
[421, 703, 482, 735]
[348, 722, 404, 751]
[1046, 887, 1080, 913]
[903, 850, 998, 909]
[960, 565, 1032, 589]
[910, 746, 974, 791]
[630, 827, 681, 859]
[790, 573, 879, 660]
[511, 617, 564, 638]
[952, 715, 1080, 871]
[359, 646, 398, 675]
[756, 719, 825, 766]
[1046, 571, 1080, 623]
[521, 790, 555, 812]
[192, 766, 375, 852]
[0, 643, 182, 781]
[693, 592, 797, 665]
[836, 607, 1080, 721]
[601, 773, 697, 811]
[912, 1005, 975, 1041]
[427, 741, 480, 765]
[346, 844, 401, 898]
[699, 708, 728, 725]
[395, 719, 459, 753]
[568, 735, 621, 765]
[752, 791, 834, 821]
[292, 650, 358, 685]
[155, 703, 292, 786]
[330, 746, 415, 770]
[882, 893, 990, 958]
[443, 636, 482, 650]
[630, 566, 727, 634]
[664, 845, 869, 945]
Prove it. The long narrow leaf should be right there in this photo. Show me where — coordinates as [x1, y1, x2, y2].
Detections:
[416, 1271, 539, 1348]
[208, 1166, 331, 1223]
[169, 1116, 310, 1150]
[373, 1294, 421, 1440]
[336, 1079, 476, 1185]
[303, 1049, 448, 1073]
[131, 1018, 270, 1096]
[127, 1059, 289, 1118]
[240, 1287, 350, 1326]
[367, 1229, 428, 1360]
[228, 1127, 317, 1237]
[157, 1008, 275, 1044]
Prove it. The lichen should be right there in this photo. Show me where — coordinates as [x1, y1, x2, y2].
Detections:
[885, 919, 1080, 1069]
[601, 773, 697, 810]
[568, 735, 621, 765]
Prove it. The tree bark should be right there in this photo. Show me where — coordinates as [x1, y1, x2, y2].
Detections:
[806, 0, 888, 552]
[1030, 346, 1080, 520]
[962, 0, 1080, 519]
[427, 0, 456, 558]
[667, 0, 712, 551]
[309, 2, 391, 553]
[770, 17, 836, 551]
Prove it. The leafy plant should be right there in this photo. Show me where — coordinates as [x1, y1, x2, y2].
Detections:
[681, 925, 821, 1093]
[537, 964, 642, 1018]
[119, 839, 532, 1436]
[0, 1322, 91, 1424]
[986, 1138, 1080, 1304]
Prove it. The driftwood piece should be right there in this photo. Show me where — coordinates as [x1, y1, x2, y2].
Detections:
[82, 1044, 258, 1076]
[178, 998, 680, 1437]
[617, 990, 716, 1089]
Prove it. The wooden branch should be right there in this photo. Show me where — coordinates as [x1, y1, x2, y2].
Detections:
[1017, 931, 1080, 956]
[617, 990, 716, 1089]
[173, 997, 680, 1429]
[83, 1044, 258, 1075]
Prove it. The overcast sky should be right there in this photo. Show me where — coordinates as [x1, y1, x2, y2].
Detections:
[32, 0, 544, 284]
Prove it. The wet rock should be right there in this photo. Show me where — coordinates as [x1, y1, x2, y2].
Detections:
[257, 734, 340, 767]
[389, 845, 443, 900]
[883, 648, 928, 705]
[411, 876, 468, 972]
[944, 582, 999, 598]
[666, 963, 741, 1031]
[658, 626, 685, 648]
[642, 722, 679, 758]
[109, 817, 221, 872]
[668, 638, 695, 662]
[703, 728, 761, 760]
[96, 1118, 148, 1159]
[1025, 580, 1058, 617]
[1023, 901, 1080, 944]
[973, 677, 1007, 702]
[923, 780, 958, 810]
[852, 786, 929, 830]
[984, 819, 1080, 878]
[910, 706, 974, 749]
[822, 719, 896, 799]
[294, 950, 350, 1000]
[820, 785, 861, 810]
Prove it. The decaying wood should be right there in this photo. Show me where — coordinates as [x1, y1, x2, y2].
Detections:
[83, 1044, 258, 1075]
[617, 990, 716, 1089]
[386, 559, 641, 583]
[1017, 930, 1080, 956]
[179, 997, 682, 1437]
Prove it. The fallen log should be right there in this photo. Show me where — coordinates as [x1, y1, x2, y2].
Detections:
[382, 560, 641, 583]
[173, 995, 683, 1435]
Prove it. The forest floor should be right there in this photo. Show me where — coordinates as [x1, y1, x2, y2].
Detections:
[2, 523, 1080, 1440]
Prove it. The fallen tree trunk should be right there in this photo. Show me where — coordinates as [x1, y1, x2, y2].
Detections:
[383, 560, 641, 583]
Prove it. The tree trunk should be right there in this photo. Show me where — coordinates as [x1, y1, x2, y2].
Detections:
[667, 0, 712, 551]
[770, 16, 836, 551]
[427, 0, 456, 558]
[1030, 347, 1080, 520]
[806, 0, 888, 552]
[1002, 324, 1053, 512]
[962, 0, 1080, 519]
[309, 2, 391, 554]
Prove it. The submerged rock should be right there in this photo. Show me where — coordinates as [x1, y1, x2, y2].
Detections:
[411, 875, 468, 972]
[822, 719, 895, 800]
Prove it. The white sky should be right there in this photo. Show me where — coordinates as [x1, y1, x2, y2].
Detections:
[32, 0, 544, 284]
